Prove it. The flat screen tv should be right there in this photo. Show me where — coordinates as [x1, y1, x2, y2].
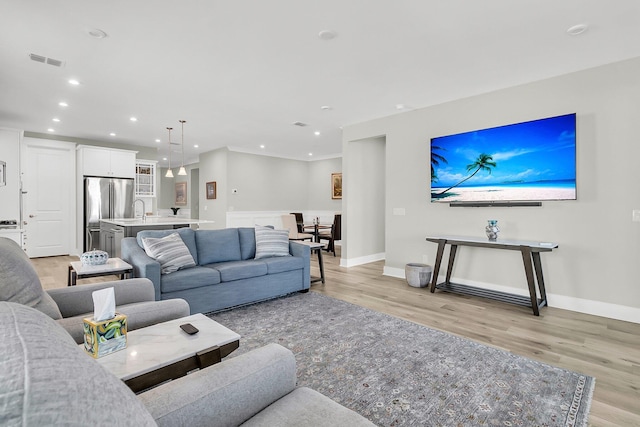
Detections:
[430, 113, 576, 205]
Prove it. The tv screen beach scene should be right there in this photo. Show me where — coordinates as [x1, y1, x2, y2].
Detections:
[430, 113, 576, 203]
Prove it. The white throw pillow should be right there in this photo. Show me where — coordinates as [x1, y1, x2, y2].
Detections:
[254, 225, 291, 259]
[142, 232, 196, 274]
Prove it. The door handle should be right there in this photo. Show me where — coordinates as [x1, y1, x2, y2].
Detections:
[29, 214, 35, 218]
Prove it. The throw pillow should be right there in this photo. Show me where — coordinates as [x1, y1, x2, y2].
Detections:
[142, 232, 196, 274]
[254, 225, 291, 259]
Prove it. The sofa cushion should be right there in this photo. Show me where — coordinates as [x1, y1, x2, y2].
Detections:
[161, 266, 221, 293]
[0, 301, 156, 426]
[260, 255, 305, 274]
[0, 237, 62, 320]
[196, 228, 242, 265]
[254, 226, 291, 259]
[142, 232, 196, 274]
[206, 260, 268, 282]
[238, 227, 258, 260]
[137, 227, 198, 265]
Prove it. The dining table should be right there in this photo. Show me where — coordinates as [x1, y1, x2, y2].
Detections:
[303, 222, 332, 243]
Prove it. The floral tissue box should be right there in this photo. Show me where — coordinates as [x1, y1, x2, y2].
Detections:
[83, 313, 127, 358]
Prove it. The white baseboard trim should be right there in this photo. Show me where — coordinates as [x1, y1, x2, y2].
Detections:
[341, 252, 385, 268]
[381, 271, 640, 324]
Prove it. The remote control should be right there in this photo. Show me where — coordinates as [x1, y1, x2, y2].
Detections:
[180, 323, 199, 335]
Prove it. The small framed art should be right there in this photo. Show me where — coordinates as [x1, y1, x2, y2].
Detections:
[206, 181, 217, 199]
[175, 182, 187, 205]
[331, 173, 342, 199]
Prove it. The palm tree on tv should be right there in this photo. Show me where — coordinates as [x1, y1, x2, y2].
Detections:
[436, 153, 497, 195]
[430, 145, 447, 183]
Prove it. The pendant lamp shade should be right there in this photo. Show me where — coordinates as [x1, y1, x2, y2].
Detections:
[178, 119, 187, 176]
[165, 127, 174, 178]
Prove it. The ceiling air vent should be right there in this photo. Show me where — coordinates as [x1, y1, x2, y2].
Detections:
[29, 53, 65, 67]
[292, 121, 308, 127]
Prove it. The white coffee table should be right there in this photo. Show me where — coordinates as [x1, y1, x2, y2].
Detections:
[68, 257, 133, 286]
[86, 313, 240, 392]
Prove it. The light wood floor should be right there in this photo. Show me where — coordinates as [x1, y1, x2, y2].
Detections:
[33, 250, 640, 427]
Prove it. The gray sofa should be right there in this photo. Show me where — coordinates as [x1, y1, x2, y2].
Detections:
[1, 301, 375, 426]
[121, 227, 311, 314]
[0, 237, 190, 343]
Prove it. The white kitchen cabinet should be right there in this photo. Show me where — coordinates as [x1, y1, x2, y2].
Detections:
[135, 160, 156, 197]
[78, 146, 136, 178]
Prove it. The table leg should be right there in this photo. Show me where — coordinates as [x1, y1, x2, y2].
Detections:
[316, 248, 325, 284]
[429, 239, 447, 293]
[520, 246, 540, 316]
[445, 244, 458, 285]
[532, 252, 547, 308]
[67, 265, 72, 286]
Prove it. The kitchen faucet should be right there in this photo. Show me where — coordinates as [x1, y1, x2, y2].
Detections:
[133, 199, 146, 222]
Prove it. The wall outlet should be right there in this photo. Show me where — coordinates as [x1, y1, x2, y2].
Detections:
[633, 210, 640, 222]
[231, 188, 238, 194]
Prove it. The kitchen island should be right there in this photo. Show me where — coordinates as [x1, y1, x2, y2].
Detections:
[99, 217, 214, 257]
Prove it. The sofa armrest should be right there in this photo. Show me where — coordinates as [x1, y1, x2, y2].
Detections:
[121, 237, 162, 300]
[47, 278, 155, 318]
[289, 241, 311, 289]
[139, 343, 297, 427]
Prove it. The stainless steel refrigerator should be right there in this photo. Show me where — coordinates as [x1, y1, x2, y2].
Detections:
[84, 177, 134, 253]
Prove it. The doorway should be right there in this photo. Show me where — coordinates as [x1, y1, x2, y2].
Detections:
[21, 137, 75, 257]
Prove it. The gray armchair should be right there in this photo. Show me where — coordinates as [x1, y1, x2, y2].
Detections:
[0, 237, 189, 343]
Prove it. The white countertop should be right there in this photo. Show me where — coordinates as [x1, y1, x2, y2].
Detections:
[101, 217, 213, 227]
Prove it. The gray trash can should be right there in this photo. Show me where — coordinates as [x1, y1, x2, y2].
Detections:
[405, 263, 432, 288]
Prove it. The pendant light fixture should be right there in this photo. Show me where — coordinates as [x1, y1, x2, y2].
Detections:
[178, 119, 187, 176]
[165, 127, 174, 178]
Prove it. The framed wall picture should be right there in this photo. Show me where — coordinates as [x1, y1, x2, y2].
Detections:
[206, 181, 217, 199]
[331, 173, 342, 199]
[0, 161, 5, 187]
[175, 182, 187, 205]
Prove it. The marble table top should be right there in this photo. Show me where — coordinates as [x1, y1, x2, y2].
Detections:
[86, 313, 240, 380]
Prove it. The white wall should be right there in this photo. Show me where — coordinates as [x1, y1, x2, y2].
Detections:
[343, 56, 640, 322]
[198, 148, 342, 228]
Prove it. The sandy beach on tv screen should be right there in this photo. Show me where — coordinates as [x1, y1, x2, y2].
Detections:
[431, 186, 576, 202]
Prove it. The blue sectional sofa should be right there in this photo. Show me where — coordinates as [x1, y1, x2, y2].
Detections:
[121, 227, 310, 314]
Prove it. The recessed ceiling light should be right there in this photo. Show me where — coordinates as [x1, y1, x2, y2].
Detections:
[109, 132, 116, 136]
[193, 144, 199, 148]
[87, 28, 108, 39]
[260, 144, 265, 149]
[68, 79, 80, 85]
[162, 157, 167, 161]
[52, 118, 60, 122]
[567, 23, 589, 36]
[129, 117, 137, 122]
[396, 104, 406, 110]
[308, 152, 313, 156]
[58, 101, 68, 107]
[320, 105, 332, 110]
[47, 128, 55, 132]
[155, 139, 161, 143]
[314, 131, 321, 136]
[318, 30, 337, 41]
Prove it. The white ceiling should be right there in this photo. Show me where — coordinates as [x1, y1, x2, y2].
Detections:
[2, 1, 640, 166]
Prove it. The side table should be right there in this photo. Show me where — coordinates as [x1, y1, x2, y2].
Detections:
[296, 241, 325, 284]
[68, 257, 134, 286]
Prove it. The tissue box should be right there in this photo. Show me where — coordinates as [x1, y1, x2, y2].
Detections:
[83, 313, 127, 358]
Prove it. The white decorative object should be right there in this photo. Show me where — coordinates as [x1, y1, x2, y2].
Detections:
[486, 219, 500, 241]
[81, 249, 109, 266]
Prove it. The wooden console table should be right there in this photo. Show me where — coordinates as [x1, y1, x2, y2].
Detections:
[426, 236, 558, 316]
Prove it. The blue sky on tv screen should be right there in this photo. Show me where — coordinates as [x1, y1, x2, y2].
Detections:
[431, 114, 576, 188]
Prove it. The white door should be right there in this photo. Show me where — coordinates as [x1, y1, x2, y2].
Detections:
[22, 138, 75, 257]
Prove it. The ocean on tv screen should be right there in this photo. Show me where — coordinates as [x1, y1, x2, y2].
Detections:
[430, 113, 576, 203]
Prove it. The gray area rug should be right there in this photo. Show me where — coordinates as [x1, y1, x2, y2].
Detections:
[209, 292, 594, 427]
